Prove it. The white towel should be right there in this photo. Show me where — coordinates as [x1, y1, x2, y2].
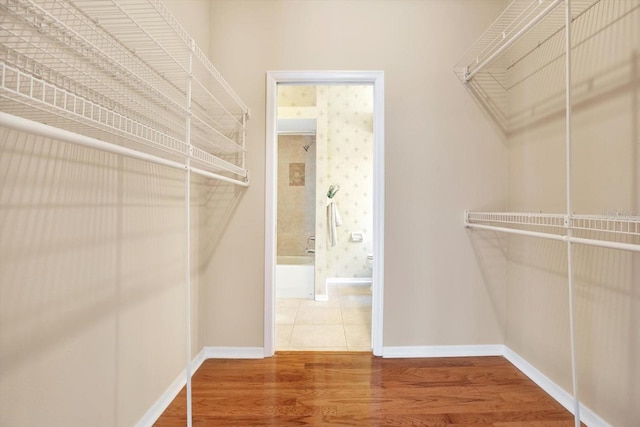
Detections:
[327, 200, 342, 248]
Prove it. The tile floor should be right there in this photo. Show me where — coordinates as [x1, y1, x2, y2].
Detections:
[276, 283, 372, 351]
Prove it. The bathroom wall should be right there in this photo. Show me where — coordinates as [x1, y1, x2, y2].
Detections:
[324, 85, 374, 279]
[277, 85, 374, 294]
[278, 85, 316, 107]
[277, 86, 328, 294]
[277, 134, 316, 256]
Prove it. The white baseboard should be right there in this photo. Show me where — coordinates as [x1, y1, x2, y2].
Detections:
[192, 347, 208, 372]
[135, 347, 264, 426]
[503, 347, 610, 427]
[202, 346, 265, 359]
[314, 294, 329, 301]
[326, 277, 373, 285]
[135, 347, 207, 427]
[382, 344, 504, 358]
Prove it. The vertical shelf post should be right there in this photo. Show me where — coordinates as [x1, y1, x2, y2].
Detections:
[185, 39, 194, 427]
[241, 111, 247, 172]
[564, 1, 580, 426]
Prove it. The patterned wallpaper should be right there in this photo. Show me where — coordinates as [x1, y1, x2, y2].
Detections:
[278, 85, 317, 107]
[277, 85, 373, 294]
[324, 85, 374, 278]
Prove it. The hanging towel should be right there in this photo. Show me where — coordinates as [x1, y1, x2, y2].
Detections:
[327, 200, 343, 248]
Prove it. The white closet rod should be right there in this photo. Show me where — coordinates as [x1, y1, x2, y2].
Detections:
[464, 0, 563, 81]
[465, 221, 640, 253]
[0, 112, 249, 187]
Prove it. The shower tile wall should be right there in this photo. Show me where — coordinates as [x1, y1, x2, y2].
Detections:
[277, 135, 316, 256]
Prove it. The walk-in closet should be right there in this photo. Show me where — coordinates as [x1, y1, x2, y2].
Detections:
[1, 0, 638, 426]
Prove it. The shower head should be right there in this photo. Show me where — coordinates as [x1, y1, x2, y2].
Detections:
[303, 140, 316, 152]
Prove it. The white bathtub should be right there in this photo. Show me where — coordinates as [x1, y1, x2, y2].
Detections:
[276, 255, 314, 299]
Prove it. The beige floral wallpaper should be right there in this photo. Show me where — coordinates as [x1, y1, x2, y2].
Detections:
[324, 85, 374, 278]
[278, 85, 316, 107]
[277, 85, 373, 296]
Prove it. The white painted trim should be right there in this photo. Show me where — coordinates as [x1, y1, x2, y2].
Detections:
[192, 347, 208, 372]
[504, 348, 610, 427]
[371, 72, 385, 357]
[382, 345, 505, 359]
[265, 70, 385, 357]
[314, 294, 329, 302]
[135, 347, 208, 427]
[136, 346, 265, 426]
[327, 277, 373, 285]
[264, 72, 278, 358]
[203, 346, 265, 359]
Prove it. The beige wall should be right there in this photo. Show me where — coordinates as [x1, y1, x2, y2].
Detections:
[164, 0, 211, 53]
[0, 129, 193, 425]
[504, 2, 640, 426]
[203, 0, 509, 348]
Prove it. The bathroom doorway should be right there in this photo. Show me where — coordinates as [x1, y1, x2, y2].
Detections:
[265, 72, 385, 356]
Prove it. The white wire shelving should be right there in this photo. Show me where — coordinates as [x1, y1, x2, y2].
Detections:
[453, 0, 639, 134]
[458, 1, 639, 427]
[465, 211, 640, 253]
[0, 0, 250, 185]
[1, 1, 250, 426]
[453, 0, 610, 81]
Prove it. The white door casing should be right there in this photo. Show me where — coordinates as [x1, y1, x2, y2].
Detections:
[265, 71, 385, 356]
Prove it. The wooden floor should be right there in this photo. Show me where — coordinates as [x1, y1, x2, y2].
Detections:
[155, 352, 581, 426]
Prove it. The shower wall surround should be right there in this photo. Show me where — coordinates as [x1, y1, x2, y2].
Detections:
[278, 85, 373, 297]
[277, 135, 316, 256]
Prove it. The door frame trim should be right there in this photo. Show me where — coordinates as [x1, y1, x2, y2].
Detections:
[264, 71, 385, 356]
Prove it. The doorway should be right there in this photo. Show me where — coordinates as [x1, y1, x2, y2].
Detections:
[265, 71, 385, 356]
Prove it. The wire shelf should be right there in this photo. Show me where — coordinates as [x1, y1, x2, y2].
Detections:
[466, 211, 567, 229]
[570, 214, 640, 237]
[0, 0, 249, 180]
[452, 0, 633, 135]
[455, 0, 599, 81]
[465, 211, 640, 251]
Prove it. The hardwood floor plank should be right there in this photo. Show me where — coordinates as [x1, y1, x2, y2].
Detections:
[448, 409, 575, 423]
[154, 352, 581, 426]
